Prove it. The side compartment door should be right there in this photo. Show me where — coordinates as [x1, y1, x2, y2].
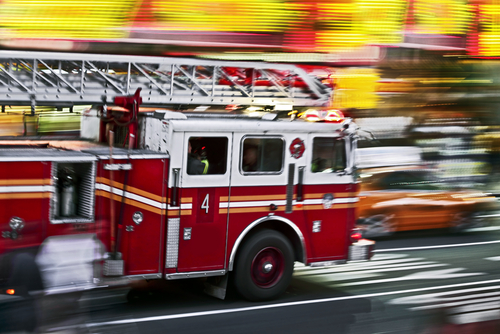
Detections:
[177, 133, 232, 272]
[302, 135, 356, 261]
[96, 154, 168, 276]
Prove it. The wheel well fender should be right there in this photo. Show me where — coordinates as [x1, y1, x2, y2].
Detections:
[228, 215, 306, 271]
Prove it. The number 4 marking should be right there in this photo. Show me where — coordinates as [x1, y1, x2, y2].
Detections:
[201, 194, 209, 214]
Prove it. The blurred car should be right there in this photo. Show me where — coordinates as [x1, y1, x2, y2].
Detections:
[356, 167, 499, 238]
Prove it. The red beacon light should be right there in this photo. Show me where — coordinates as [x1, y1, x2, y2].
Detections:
[302, 109, 345, 123]
[303, 109, 321, 122]
[324, 109, 344, 123]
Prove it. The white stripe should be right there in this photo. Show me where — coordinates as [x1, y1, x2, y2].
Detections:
[166, 204, 193, 210]
[67, 279, 500, 328]
[375, 240, 500, 252]
[218, 197, 358, 209]
[451, 309, 500, 325]
[411, 296, 500, 311]
[451, 301, 500, 314]
[486, 256, 500, 261]
[339, 268, 483, 287]
[294, 261, 441, 276]
[390, 285, 500, 306]
[294, 257, 423, 272]
[303, 198, 359, 205]
[0, 185, 55, 193]
[301, 264, 446, 283]
[96, 183, 166, 210]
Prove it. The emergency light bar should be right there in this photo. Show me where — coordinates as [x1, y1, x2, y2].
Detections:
[303, 109, 344, 123]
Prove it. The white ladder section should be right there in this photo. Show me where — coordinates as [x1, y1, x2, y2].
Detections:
[0, 50, 332, 107]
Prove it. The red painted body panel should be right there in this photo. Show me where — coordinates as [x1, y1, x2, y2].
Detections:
[177, 186, 229, 272]
[95, 157, 168, 275]
[0, 147, 357, 280]
[0, 161, 50, 253]
[224, 183, 357, 266]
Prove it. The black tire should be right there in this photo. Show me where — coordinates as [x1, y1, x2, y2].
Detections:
[234, 229, 294, 301]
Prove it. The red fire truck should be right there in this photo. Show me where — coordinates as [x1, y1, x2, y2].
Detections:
[0, 52, 373, 305]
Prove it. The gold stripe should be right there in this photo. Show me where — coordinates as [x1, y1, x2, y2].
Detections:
[0, 179, 53, 186]
[0, 192, 51, 199]
[96, 189, 162, 215]
[97, 177, 164, 203]
[180, 210, 192, 216]
[181, 197, 192, 203]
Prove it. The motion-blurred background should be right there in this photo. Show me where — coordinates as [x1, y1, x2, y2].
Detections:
[1, 0, 500, 191]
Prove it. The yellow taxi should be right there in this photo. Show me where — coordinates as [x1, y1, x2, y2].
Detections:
[356, 166, 499, 238]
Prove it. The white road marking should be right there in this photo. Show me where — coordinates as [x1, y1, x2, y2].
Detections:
[450, 309, 500, 325]
[306, 272, 381, 282]
[389, 284, 500, 324]
[60, 279, 500, 330]
[338, 268, 484, 287]
[485, 256, 500, 261]
[466, 226, 500, 232]
[304, 264, 447, 283]
[411, 296, 500, 311]
[294, 257, 428, 274]
[389, 284, 500, 306]
[375, 240, 500, 253]
[453, 301, 500, 314]
[294, 261, 443, 276]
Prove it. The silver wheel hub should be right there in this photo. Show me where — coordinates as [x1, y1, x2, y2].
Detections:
[263, 262, 273, 273]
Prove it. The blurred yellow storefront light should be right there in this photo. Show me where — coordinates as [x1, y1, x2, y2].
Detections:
[152, 0, 302, 32]
[413, 0, 473, 35]
[478, 5, 500, 56]
[0, 0, 136, 39]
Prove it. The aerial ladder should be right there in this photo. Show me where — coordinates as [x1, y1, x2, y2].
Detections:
[0, 50, 334, 112]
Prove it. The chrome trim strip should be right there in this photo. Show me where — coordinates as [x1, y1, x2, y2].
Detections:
[308, 260, 346, 267]
[166, 218, 180, 268]
[228, 215, 307, 271]
[93, 273, 163, 288]
[165, 270, 227, 280]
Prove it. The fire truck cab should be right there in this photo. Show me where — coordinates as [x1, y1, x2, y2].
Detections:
[0, 109, 373, 304]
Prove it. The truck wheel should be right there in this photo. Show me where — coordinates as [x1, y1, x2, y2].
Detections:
[234, 230, 294, 301]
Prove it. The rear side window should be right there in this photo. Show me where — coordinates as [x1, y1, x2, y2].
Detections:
[187, 137, 228, 175]
[241, 137, 284, 174]
[311, 137, 346, 173]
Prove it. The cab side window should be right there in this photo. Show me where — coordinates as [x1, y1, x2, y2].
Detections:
[187, 137, 228, 175]
[241, 137, 284, 174]
[311, 137, 346, 173]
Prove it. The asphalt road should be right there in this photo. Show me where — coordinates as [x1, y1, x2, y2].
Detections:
[39, 226, 500, 334]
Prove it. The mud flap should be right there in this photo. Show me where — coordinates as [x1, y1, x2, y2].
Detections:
[203, 274, 229, 300]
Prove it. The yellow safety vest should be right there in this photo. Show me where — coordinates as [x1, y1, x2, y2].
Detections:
[201, 159, 209, 174]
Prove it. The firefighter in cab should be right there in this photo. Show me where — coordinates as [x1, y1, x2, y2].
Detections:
[188, 140, 209, 175]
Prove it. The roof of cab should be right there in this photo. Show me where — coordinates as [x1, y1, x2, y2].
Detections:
[149, 111, 354, 134]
